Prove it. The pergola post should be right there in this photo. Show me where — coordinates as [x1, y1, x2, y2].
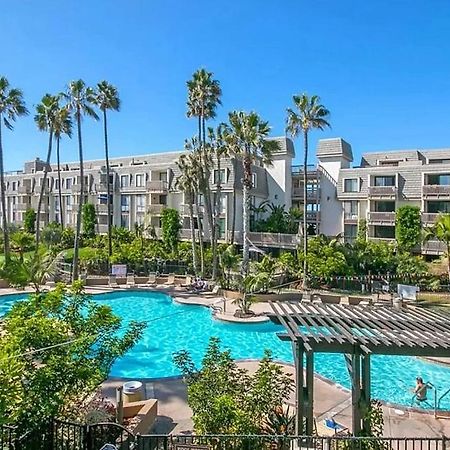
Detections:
[305, 351, 314, 436]
[361, 354, 371, 433]
[295, 341, 304, 436]
[351, 353, 362, 435]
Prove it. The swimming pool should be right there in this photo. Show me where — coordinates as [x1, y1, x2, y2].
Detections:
[2, 290, 450, 409]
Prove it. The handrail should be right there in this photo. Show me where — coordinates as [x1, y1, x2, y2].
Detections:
[410, 382, 435, 409]
[271, 279, 304, 292]
[438, 386, 450, 410]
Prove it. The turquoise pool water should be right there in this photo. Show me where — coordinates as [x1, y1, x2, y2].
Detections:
[2, 290, 450, 409]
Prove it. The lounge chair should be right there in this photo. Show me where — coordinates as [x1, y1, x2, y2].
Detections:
[109, 275, 120, 289]
[203, 285, 221, 297]
[315, 417, 349, 436]
[146, 272, 157, 285]
[164, 273, 175, 285]
[181, 275, 192, 288]
[126, 274, 136, 288]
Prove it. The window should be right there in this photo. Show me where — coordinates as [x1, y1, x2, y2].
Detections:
[55, 179, 59, 190]
[214, 169, 226, 184]
[374, 176, 395, 187]
[378, 160, 399, 167]
[252, 173, 257, 188]
[136, 194, 145, 212]
[12, 182, 16, 191]
[429, 159, 450, 164]
[427, 201, 450, 213]
[66, 178, 72, 188]
[99, 194, 108, 205]
[343, 178, 359, 193]
[344, 224, 357, 242]
[136, 174, 144, 187]
[121, 195, 130, 212]
[373, 225, 395, 239]
[218, 218, 226, 238]
[427, 174, 450, 186]
[121, 214, 129, 228]
[343, 201, 358, 219]
[120, 175, 129, 188]
[159, 172, 168, 182]
[374, 201, 395, 212]
[159, 194, 167, 206]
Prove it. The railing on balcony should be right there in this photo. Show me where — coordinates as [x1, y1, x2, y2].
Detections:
[95, 182, 117, 193]
[18, 185, 32, 194]
[368, 186, 397, 197]
[119, 184, 147, 192]
[367, 211, 396, 223]
[72, 184, 89, 193]
[96, 204, 109, 214]
[344, 212, 359, 222]
[422, 240, 447, 254]
[292, 188, 321, 198]
[13, 203, 30, 212]
[422, 185, 450, 197]
[97, 224, 109, 234]
[232, 231, 299, 247]
[182, 204, 204, 216]
[147, 204, 165, 214]
[146, 180, 168, 192]
[370, 237, 396, 244]
[305, 211, 320, 222]
[422, 213, 439, 224]
[292, 164, 317, 175]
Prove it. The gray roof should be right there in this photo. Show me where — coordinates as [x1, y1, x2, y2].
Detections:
[317, 138, 353, 162]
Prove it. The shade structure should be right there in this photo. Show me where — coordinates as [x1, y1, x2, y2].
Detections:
[268, 300, 450, 436]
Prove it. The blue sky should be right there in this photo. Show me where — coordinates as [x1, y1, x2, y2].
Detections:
[2, 0, 450, 171]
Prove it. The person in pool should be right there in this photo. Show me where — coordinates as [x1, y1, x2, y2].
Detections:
[413, 377, 428, 401]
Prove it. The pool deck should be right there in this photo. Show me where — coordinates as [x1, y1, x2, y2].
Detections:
[102, 361, 450, 437]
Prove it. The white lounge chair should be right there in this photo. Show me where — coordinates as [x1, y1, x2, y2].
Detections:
[203, 285, 221, 297]
[146, 272, 157, 285]
[126, 274, 136, 288]
[164, 273, 175, 285]
[109, 275, 120, 289]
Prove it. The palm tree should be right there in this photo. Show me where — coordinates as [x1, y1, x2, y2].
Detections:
[423, 214, 450, 283]
[0, 77, 28, 263]
[176, 153, 199, 274]
[62, 80, 98, 281]
[34, 94, 60, 248]
[92, 81, 120, 265]
[186, 69, 222, 277]
[53, 105, 72, 229]
[225, 111, 280, 275]
[286, 94, 330, 289]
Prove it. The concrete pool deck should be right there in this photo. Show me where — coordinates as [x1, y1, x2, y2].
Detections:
[102, 361, 450, 437]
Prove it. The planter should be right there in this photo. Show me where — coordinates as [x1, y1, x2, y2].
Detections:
[234, 309, 255, 319]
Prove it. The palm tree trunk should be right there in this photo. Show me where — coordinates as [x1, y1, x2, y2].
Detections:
[103, 109, 113, 269]
[447, 243, 450, 285]
[35, 128, 53, 249]
[0, 116, 10, 263]
[56, 136, 64, 229]
[212, 152, 222, 279]
[242, 156, 252, 276]
[188, 194, 198, 274]
[302, 130, 309, 290]
[72, 109, 84, 281]
[194, 192, 204, 276]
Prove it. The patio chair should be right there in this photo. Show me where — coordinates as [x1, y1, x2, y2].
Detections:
[314, 417, 349, 436]
[108, 275, 120, 289]
[126, 274, 136, 288]
[146, 272, 157, 285]
[181, 275, 192, 288]
[164, 273, 176, 285]
[203, 285, 221, 297]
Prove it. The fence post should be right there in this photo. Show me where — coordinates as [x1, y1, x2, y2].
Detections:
[442, 435, 447, 450]
[47, 420, 54, 450]
[84, 424, 92, 450]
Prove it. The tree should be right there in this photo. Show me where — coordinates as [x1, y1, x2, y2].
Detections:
[23, 208, 36, 234]
[219, 244, 241, 289]
[62, 80, 98, 281]
[34, 94, 60, 248]
[10, 231, 34, 261]
[92, 81, 120, 264]
[395, 205, 422, 252]
[0, 76, 28, 263]
[286, 94, 330, 289]
[186, 69, 222, 278]
[53, 104, 72, 229]
[173, 337, 293, 434]
[0, 282, 145, 431]
[423, 214, 450, 283]
[161, 208, 181, 255]
[225, 111, 279, 275]
[176, 153, 199, 274]
[82, 203, 97, 239]
[41, 222, 63, 250]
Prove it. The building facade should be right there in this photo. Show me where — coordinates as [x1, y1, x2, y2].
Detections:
[2, 136, 448, 254]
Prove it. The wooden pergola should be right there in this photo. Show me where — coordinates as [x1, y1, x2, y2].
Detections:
[268, 301, 450, 436]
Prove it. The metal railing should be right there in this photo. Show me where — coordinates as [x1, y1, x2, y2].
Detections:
[368, 186, 397, 197]
[367, 212, 396, 223]
[423, 185, 450, 196]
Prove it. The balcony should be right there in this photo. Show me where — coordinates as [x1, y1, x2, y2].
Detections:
[367, 211, 396, 224]
[95, 182, 118, 193]
[370, 237, 396, 244]
[72, 184, 89, 193]
[305, 211, 320, 222]
[422, 185, 450, 198]
[119, 184, 147, 193]
[232, 231, 299, 249]
[97, 224, 109, 234]
[344, 212, 359, 224]
[147, 204, 165, 215]
[422, 240, 446, 255]
[13, 203, 30, 212]
[182, 204, 204, 216]
[146, 180, 168, 193]
[96, 204, 109, 214]
[292, 165, 317, 177]
[422, 213, 439, 224]
[292, 188, 321, 199]
[18, 185, 32, 194]
[368, 186, 397, 198]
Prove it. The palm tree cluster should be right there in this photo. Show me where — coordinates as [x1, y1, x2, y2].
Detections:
[0, 76, 120, 281]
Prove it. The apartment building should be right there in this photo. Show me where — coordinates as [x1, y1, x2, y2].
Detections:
[1, 137, 296, 247]
[2, 136, 448, 255]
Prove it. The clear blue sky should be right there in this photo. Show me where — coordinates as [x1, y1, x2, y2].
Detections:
[2, 0, 450, 171]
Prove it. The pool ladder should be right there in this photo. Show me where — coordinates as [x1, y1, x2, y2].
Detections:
[410, 383, 450, 418]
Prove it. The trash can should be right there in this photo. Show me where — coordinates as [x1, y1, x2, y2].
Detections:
[123, 381, 144, 403]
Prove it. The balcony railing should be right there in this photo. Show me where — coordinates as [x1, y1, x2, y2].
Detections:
[96, 204, 109, 214]
[119, 184, 147, 192]
[13, 203, 30, 212]
[368, 186, 397, 197]
[72, 184, 89, 193]
[422, 240, 446, 254]
[422, 213, 439, 224]
[233, 231, 299, 247]
[18, 185, 32, 194]
[95, 182, 117, 193]
[422, 185, 450, 197]
[305, 211, 320, 222]
[147, 204, 165, 215]
[292, 188, 321, 198]
[292, 164, 317, 175]
[182, 204, 204, 216]
[344, 212, 359, 222]
[367, 211, 396, 223]
[146, 180, 168, 192]
[370, 237, 396, 244]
